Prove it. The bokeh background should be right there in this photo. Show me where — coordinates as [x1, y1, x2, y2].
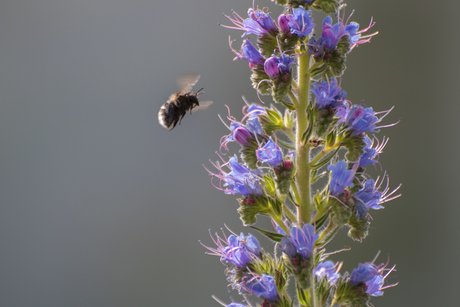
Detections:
[0, 0, 457, 306]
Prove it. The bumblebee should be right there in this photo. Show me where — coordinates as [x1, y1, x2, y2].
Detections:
[158, 74, 211, 131]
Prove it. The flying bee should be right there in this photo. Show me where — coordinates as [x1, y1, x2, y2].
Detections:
[158, 74, 212, 131]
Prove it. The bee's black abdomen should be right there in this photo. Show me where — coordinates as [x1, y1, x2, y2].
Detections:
[158, 93, 199, 131]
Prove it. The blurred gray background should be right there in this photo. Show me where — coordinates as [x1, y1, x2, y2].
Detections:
[0, 0, 457, 306]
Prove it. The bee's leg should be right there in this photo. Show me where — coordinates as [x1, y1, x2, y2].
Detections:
[178, 113, 186, 125]
[168, 118, 179, 132]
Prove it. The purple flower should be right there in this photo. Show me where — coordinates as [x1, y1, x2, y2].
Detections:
[245, 103, 266, 118]
[314, 260, 342, 285]
[227, 304, 247, 307]
[308, 15, 376, 57]
[286, 7, 315, 38]
[256, 138, 283, 167]
[357, 136, 387, 168]
[349, 261, 397, 296]
[222, 9, 276, 37]
[241, 274, 278, 302]
[201, 230, 261, 269]
[344, 105, 379, 135]
[230, 39, 265, 68]
[223, 233, 262, 267]
[264, 53, 294, 79]
[278, 14, 290, 34]
[284, 224, 318, 260]
[311, 78, 347, 109]
[327, 161, 356, 197]
[221, 109, 264, 150]
[354, 177, 401, 211]
[206, 155, 263, 197]
[247, 8, 277, 33]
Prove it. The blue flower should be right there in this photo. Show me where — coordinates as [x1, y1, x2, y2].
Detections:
[314, 260, 341, 285]
[264, 53, 295, 79]
[221, 108, 264, 149]
[357, 136, 387, 168]
[230, 39, 265, 67]
[354, 180, 383, 211]
[227, 304, 247, 307]
[343, 105, 380, 136]
[201, 230, 261, 269]
[286, 7, 315, 38]
[286, 224, 318, 260]
[241, 274, 278, 302]
[206, 155, 263, 197]
[222, 233, 262, 268]
[308, 15, 376, 57]
[226, 156, 264, 196]
[311, 78, 347, 109]
[349, 261, 397, 296]
[354, 177, 401, 212]
[246, 103, 266, 119]
[350, 263, 379, 286]
[247, 8, 277, 33]
[256, 138, 283, 167]
[327, 161, 356, 197]
[222, 9, 276, 37]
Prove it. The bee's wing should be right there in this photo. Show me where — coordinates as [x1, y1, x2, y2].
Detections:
[177, 74, 200, 94]
[194, 100, 213, 112]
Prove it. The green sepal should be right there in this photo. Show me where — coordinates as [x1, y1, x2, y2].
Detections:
[334, 276, 371, 307]
[296, 284, 310, 307]
[316, 275, 334, 307]
[260, 105, 285, 134]
[237, 196, 271, 226]
[275, 160, 295, 195]
[279, 33, 300, 57]
[264, 175, 277, 198]
[312, 106, 335, 138]
[272, 73, 292, 104]
[330, 197, 352, 225]
[347, 206, 371, 242]
[257, 34, 279, 59]
[239, 138, 261, 170]
[311, 0, 344, 14]
[251, 64, 271, 95]
[341, 133, 366, 162]
[314, 210, 329, 230]
[284, 109, 295, 129]
[271, 198, 284, 217]
[325, 130, 337, 149]
[249, 225, 285, 243]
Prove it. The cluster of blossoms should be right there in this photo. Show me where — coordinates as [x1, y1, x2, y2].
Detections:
[201, 1, 400, 307]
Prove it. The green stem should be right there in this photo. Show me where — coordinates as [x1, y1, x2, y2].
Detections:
[282, 204, 296, 222]
[290, 180, 301, 206]
[295, 53, 312, 226]
[309, 149, 328, 167]
[282, 127, 295, 141]
[310, 249, 318, 307]
[270, 209, 289, 234]
[287, 90, 299, 109]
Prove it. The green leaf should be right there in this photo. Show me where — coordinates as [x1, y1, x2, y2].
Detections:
[249, 226, 285, 242]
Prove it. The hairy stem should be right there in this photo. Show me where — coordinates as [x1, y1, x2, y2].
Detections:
[295, 53, 312, 226]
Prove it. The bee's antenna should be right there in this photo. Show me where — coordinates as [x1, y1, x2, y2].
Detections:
[196, 88, 205, 95]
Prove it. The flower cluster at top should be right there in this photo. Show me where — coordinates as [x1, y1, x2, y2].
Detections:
[201, 1, 400, 307]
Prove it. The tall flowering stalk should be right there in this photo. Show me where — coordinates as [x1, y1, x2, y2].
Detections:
[203, 1, 400, 306]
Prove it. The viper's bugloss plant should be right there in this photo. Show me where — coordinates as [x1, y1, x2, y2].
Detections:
[203, 1, 401, 306]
